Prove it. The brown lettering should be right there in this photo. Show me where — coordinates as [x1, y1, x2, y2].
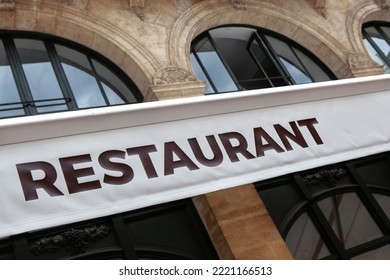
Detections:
[16, 161, 64, 201]
[59, 154, 101, 194]
[274, 121, 308, 151]
[219, 132, 256, 162]
[99, 150, 134, 185]
[298, 118, 324, 145]
[164, 141, 199, 175]
[126, 145, 158, 178]
[188, 135, 223, 167]
[253, 127, 285, 157]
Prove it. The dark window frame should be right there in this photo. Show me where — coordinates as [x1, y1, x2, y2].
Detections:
[256, 152, 390, 260]
[362, 22, 390, 70]
[0, 30, 143, 119]
[0, 199, 218, 260]
[190, 25, 336, 94]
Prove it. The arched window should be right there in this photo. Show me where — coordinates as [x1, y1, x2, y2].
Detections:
[363, 22, 390, 74]
[256, 152, 390, 259]
[190, 26, 335, 94]
[0, 31, 142, 119]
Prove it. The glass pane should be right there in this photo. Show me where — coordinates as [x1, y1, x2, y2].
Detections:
[92, 59, 132, 105]
[373, 193, 390, 220]
[247, 40, 274, 89]
[365, 27, 390, 58]
[352, 244, 390, 260]
[381, 26, 390, 45]
[294, 48, 331, 82]
[265, 35, 307, 84]
[285, 212, 330, 259]
[318, 193, 383, 249]
[0, 40, 25, 118]
[364, 26, 390, 73]
[363, 38, 385, 66]
[55, 44, 106, 108]
[190, 53, 215, 94]
[354, 158, 390, 188]
[193, 37, 238, 93]
[209, 27, 275, 90]
[280, 57, 312, 84]
[14, 39, 67, 113]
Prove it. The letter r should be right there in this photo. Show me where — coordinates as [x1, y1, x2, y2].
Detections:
[16, 161, 64, 201]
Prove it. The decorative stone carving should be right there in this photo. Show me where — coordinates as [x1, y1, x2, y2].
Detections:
[315, 0, 326, 18]
[54, 0, 88, 9]
[303, 168, 346, 188]
[377, 0, 390, 9]
[348, 52, 378, 69]
[153, 66, 197, 85]
[230, 0, 247, 10]
[130, 0, 145, 20]
[0, 0, 15, 11]
[30, 224, 111, 255]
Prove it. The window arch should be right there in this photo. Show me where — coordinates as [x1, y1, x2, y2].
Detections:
[190, 26, 335, 94]
[256, 152, 390, 260]
[0, 31, 143, 119]
[362, 22, 390, 74]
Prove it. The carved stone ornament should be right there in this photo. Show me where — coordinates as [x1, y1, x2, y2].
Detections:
[30, 224, 111, 255]
[129, 0, 145, 20]
[348, 52, 378, 69]
[377, 0, 390, 9]
[230, 0, 247, 10]
[153, 66, 198, 85]
[303, 167, 347, 188]
[54, 0, 88, 8]
[0, 0, 15, 11]
[315, 0, 326, 18]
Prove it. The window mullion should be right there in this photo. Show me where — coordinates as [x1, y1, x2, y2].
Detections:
[289, 46, 315, 82]
[44, 41, 78, 111]
[258, 32, 292, 86]
[363, 27, 390, 67]
[191, 47, 218, 94]
[88, 57, 111, 105]
[3, 37, 37, 116]
[111, 215, 138, 260]
[206, 32, 242, 91]
[247, 33, 272, 85]
[346, 162, 390, 235]
[294, 174, 350, 259]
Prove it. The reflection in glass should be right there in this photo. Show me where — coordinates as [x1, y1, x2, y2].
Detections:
[352, 244, 390, 260]
[280, 58, 312, 84]
[318, 193, 383, 249]
[190, 27, 333, 94]
[55, 44, 106, 108]
[285, 212, 330, 259]
[0, 40, 24, 118]
[192, 38, 238, 93]
[190, 53, 215, 94]
[363, 25, 390, 74]
[15, 39, 67, 113]
[91, 59, 130, 105]
[373, 193, 390, 220]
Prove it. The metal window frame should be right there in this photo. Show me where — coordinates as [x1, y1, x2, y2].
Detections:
[190, 25, 335, 94]
[0, 31, 143, 119]
[256, 152, 390, 260]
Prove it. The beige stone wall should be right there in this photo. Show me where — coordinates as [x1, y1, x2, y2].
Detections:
[1, 0, 388, 98]
[1, 0, 390, 259]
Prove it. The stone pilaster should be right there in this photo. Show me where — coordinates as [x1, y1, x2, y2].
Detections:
[193, 184, 293, 260]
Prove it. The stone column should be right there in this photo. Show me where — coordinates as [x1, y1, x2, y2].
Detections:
[193, 184, 293, 260]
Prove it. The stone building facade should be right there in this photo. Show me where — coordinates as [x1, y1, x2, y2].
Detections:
[1, 0, 390, 260]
